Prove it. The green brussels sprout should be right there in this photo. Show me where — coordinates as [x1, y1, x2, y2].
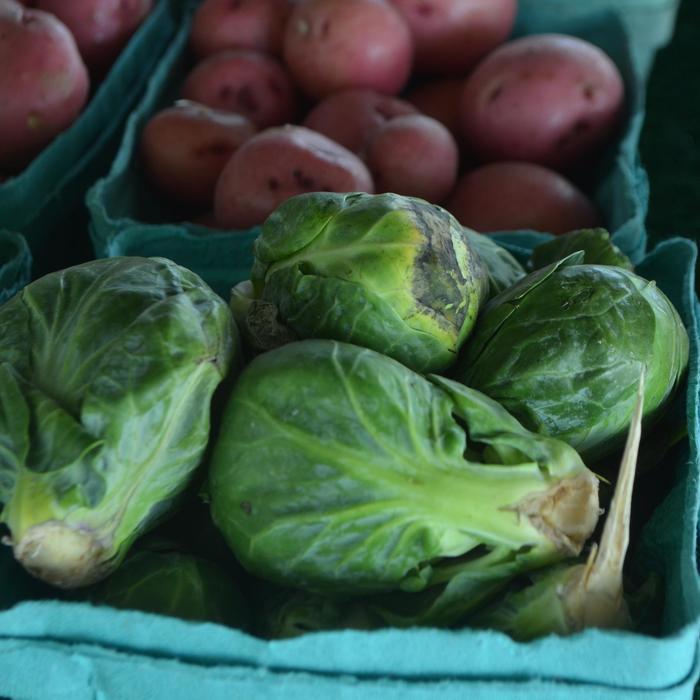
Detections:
[456, 254, 688, 461]
[463, 229, 526, 297]
[87, 551, 251, 629]
[529, 228, 633, 271]
[210, 340, 600, 596]
[0, 258, 236, 588]
[259, 587, 382, 639]
[470, 373, 645, 640]
[245, 192, 488, 373]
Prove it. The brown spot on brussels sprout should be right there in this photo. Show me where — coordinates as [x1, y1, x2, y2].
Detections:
[268, 177, 280, 191]
[240, 501, 252, 515]
[408, 201, 471, 330]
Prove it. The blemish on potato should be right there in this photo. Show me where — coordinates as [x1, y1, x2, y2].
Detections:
[236, 85, 259, 114]
[487, 84, 503, 104]
[582, 83, 596, 100]
[292, 169, 316, 189]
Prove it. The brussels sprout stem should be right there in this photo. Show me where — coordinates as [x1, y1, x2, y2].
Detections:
[419, 463, 599, 562]
[8, 521, 108, 588]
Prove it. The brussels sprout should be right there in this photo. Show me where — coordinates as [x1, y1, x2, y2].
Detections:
[463, 228, 526, 297]
[245, 192, 488, 373]
[87, 550, 251, 629]
[210, 340, 599, 596]
[529, 228, 633, 271]
[457, 254, 688, 460]
[0, 258, 236, 588]
[259, 587, 382, 639]
[470, 373, 645, 640]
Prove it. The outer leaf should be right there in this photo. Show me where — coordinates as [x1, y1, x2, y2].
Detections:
[210, 340, 599, 596]
[85, 551, 251, 629]
[0, 257, 236, 588]
[463, 229, 526, 298]
[259, 586, 382, 639]
[529, 228, 634, 271]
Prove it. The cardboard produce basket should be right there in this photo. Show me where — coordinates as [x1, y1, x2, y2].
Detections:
[519, 0, 681, 77]
[0, 231, 31, 305]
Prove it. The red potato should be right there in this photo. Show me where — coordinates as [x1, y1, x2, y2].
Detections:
[389, 0, 517, 76]
[446, 161, 601, 234]
[34, 0, 153, 75]
[302, 89, 417, 156]
[460, 34, 625, 171]
[214, 125, 375, 228]
[405, 78, 464, 138]
[283, 0, 413, 99]
[140, 101, 257, 208]
[190, 0, 293, 59]
[0, 1, 89, 172]
[181, 50, 299, 129]
[366, 113, 458, 203]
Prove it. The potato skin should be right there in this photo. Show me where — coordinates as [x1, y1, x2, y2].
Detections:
[446, 162, 601, 234]
[214, 125, 375, 228]
[182, 49, 299, 129]
[366, 113, 458, 203]
[460, 34, 625, 171]
[140, 101, 257, 208]
[190, 0, 293, 59]
[303, 89, 417, 156]
[0, 2, 89, 172]
[405, 78, 464, 138]
[389, 0, 516, 75]
[283, 0, 413, 99]
[34, 0, 153, 75]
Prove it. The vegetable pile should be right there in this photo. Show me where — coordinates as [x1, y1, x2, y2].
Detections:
[0, 192, 689, 642]
[137, 0, 625, 236]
